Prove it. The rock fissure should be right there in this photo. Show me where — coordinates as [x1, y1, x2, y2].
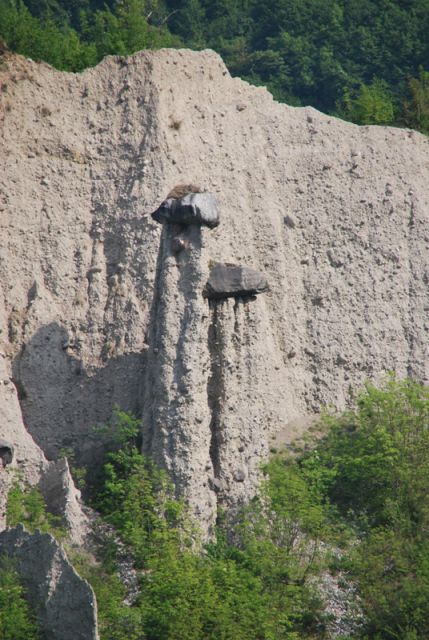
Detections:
[207, 301, 223, 488]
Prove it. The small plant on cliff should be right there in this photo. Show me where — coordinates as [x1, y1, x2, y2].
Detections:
[6, 480, 65, 539]
[93, 409, 193, 566]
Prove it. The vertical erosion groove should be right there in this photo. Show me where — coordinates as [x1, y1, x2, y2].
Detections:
[207, 300, 221, 480]
[141, 225, 168, 457]
[143, 223, 219, 533]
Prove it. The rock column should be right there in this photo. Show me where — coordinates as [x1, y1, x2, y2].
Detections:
[143, 194, 219, 533]
[144, 192, 277, 534]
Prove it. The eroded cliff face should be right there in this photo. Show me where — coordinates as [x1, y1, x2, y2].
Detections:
[0, 526, 98, 640]
[1, 48, 428, 530]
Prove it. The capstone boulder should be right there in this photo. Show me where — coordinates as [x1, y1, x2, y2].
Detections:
[204, 263, 269, 299]
[151, 192, 220, 228]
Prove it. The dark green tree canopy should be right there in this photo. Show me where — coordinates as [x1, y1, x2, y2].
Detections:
[1, 0, 429, 131]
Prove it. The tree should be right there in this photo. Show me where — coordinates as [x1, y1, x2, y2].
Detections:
[299, 376, 429, 638]
[404, 66, 429, 133]
[339, 78, 395, 125]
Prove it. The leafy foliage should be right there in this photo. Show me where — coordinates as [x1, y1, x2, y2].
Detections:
[6, 378, 429, 639]
[69, 550, 144, 640]
[0, 0, 97, 70]
[296, 376, 429, 639]
[338, 79, 395, 126]
[306, 376, 429, 529]
[0, 556, 40, 640]
[0, 0, 178, 71]
[89, 409, 326, 640]
[404, 66, 429, 133]
[6, 479, 66, 538]
[93, 410, 190, 568]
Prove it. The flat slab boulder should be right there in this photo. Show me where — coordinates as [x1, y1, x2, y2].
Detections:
[151, 193, 220, 228]
[204, 263, 269, 299]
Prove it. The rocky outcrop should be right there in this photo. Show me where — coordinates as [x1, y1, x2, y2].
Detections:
[0, 342, 88, 541]
[143, 200, 271, 530]
[142, 221, 217, 528]
[0, 525, 98, 640]
[0, 352, 47, 530]
[204, 263, 269, 299]
[0, 49, 428, 532]
[38, 458, 90, 546]
[152, 192, 220, 228]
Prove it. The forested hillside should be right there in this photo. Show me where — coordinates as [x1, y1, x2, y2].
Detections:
[1, 0, 429, 132]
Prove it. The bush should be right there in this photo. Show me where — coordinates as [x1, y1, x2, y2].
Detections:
[91, 409, 326, 640]
[296, 376, 429, 639]
[338, 78, 395, 125]
[6, 480, 65, 538]
[0, 555, 40, 640]
[13, 378, 429, 640]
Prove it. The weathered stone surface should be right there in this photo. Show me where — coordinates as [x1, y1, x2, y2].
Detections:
[38, 458, 90, 546]
[151, 193, 220, 228]
[204, 263, 269, 299]
[0, 350, 88, 541]
[0, 354, 47, 531]
[233, 469, 246, 483]
[143, 223, 217, 531]
[0, 49, 428, 536]
[0, 526, 99, 640]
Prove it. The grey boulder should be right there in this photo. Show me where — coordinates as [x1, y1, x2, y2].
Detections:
[204, 263, 269, 299]
[151, 193, 220, 228]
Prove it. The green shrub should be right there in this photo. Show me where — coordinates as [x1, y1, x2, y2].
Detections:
[69, 549, 143, 640]
[6, 480, 65, 538]
[295, 376, 429, 639]
[0, 555, 40, 640]
[91, 409, 326, 640]
[338, 79, 395, 125]
[305, 376, 429, 530]
[404, 67, 429, 134]
[14, 378, 429, 640]
[10, 377, 429, 639]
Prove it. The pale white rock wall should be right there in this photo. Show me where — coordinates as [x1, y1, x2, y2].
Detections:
[0, 322, 88, 540]
[38, 458, 90, 545]
[0, 352, 47, 528]
[1, 49, 428, 530]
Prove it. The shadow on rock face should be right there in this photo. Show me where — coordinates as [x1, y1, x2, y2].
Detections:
[11, 322, 146, 480]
